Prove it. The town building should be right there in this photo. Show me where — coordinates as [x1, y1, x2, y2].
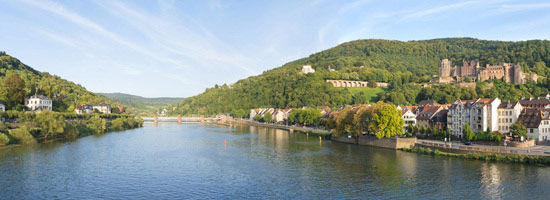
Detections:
[519, 97, 550, 109]
[302, 65, 315, 74]
[447, 98, 501, 138]
[416, 105, 444, 130]
[250, 108, 292, 123]
[517, 108, 550, 142]
[401, 109, 416, 133]
[92, 103, 112, 114]
[75, 103, 112, 114]
[26, 94, 52, 112]
[497, 101, 523, 134]
[438, 59, 536, 84]
[75, 104, 94, 114]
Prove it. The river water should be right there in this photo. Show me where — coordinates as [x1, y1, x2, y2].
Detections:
[1, 123, 550, 199]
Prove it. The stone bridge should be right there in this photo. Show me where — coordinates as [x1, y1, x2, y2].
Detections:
[142, 115, 222, 123]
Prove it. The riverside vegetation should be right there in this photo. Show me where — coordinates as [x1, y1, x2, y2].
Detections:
[401, 147, 550, 165]
[0, 110, 143, 146]
[0, 52, 146, 147]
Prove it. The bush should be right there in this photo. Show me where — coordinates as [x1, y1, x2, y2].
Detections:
[0, 133, 9, 145]
[62, 122, 79, 139]
[9, 126, 36, 145]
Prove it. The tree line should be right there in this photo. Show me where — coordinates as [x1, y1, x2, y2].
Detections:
[168, 38, 550, 115]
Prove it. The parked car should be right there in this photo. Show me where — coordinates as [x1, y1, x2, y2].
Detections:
[464, 141, 472, 145]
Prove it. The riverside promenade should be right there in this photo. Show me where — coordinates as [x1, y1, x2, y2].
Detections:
[215, 117, 550, 157]
[417, 139, 550, 156]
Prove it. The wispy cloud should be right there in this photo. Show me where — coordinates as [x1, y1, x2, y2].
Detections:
[400, 1, 479, 21]
[498, 2, 550, 12]
[20, 0, 187, 69]
[99, 1, 257, 75]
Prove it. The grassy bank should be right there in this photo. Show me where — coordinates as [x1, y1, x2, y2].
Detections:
[401, 147, 550, 165]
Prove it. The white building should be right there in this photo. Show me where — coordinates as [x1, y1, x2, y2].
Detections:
[75, 104, 93, 114]
[250, 108, 292, 123]
[401, 109, 416, 134]
[75, 103, 111, 114]
[447, 98, 501, 138]
[92, 103, 111, 114]
[518, 108, 550, 142]
[497, 101, 522, 134]
[26, 94, 52, 112]
[302, 65, 315, 74]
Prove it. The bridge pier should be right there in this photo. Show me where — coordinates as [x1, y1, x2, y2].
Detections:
[177, 115, 182, 124]
[154, 115, 158, 126]
[200, 115, 205, 124]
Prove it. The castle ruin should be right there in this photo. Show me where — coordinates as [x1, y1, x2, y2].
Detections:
[438, 59, 534, 84]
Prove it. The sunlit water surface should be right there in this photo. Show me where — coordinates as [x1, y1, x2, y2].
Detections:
[1, 123, 549, 199]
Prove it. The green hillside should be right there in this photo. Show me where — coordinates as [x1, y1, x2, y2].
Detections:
[168, 38, 550, 116]
[98, 92, 183, 115]
[0, 51, 115, 112]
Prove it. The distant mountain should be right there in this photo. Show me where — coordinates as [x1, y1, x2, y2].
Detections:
[167, 38, 550, 115]
[98, 92, 183, 115]
[0, 51, 115, 111]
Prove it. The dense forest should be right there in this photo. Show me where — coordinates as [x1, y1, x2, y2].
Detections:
[98, 93, 183, 115]
[0, 52, 116, 112]
[168, 38, 550, 116]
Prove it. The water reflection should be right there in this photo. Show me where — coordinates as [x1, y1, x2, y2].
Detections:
[1, 123, 550, 199]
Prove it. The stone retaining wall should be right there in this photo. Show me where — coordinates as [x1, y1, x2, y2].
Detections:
[332, 135, 416, 149]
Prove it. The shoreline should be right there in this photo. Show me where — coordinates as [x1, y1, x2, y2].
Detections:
[209, 119, 331, 138]
[400, 147, 550, 165]
[210, 119, 550, 165]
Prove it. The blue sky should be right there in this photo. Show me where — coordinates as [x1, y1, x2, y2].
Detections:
[1, 0, 549, 97]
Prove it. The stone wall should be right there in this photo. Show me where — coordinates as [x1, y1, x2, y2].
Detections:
[332, 135, 416, 149]
[326, 80, 388, 88]
[507, 139, 535, 148]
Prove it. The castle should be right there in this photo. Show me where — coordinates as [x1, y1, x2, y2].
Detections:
[438, 59, 535, 84]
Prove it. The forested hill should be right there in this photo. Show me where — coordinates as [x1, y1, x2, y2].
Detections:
[98, 92, 183, 115]
[0, 51, 115, 111]
[168, 38, 550, 116]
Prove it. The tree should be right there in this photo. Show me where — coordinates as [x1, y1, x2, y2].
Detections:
[231, 109, 246, 119]
[463, 122, 475, 141]
[4, 74, 26, 109]
[0, 133, 9, 145]
[333, 106, 355, 136]
[8, 125, 36, 145]
[35, 110, 65, 140]
[510, 122, 527, 138]
[352, 92, 367, 104]
[352, 105, 373, 137]
[88, 114, 107, 134]
[368, 78, 377, 88]
[263, 112, 272, 123]
[372, 102, 404, 139]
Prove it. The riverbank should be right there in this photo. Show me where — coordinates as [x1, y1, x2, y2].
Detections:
[0, 111, 144, 148]
[401, 147, 550, 165]
[210, 119, 331, 138]
[212, 118, 550, 165]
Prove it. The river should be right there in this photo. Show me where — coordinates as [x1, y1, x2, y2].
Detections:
[1, 123, 549, 199]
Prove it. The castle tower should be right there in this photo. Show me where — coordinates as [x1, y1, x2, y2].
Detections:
[513, 63, 522, 84]
[440, 59, 451, 77]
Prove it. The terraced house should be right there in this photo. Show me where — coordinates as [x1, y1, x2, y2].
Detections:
[447, 98, 501, 138]
[518, 108, 550, 142]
